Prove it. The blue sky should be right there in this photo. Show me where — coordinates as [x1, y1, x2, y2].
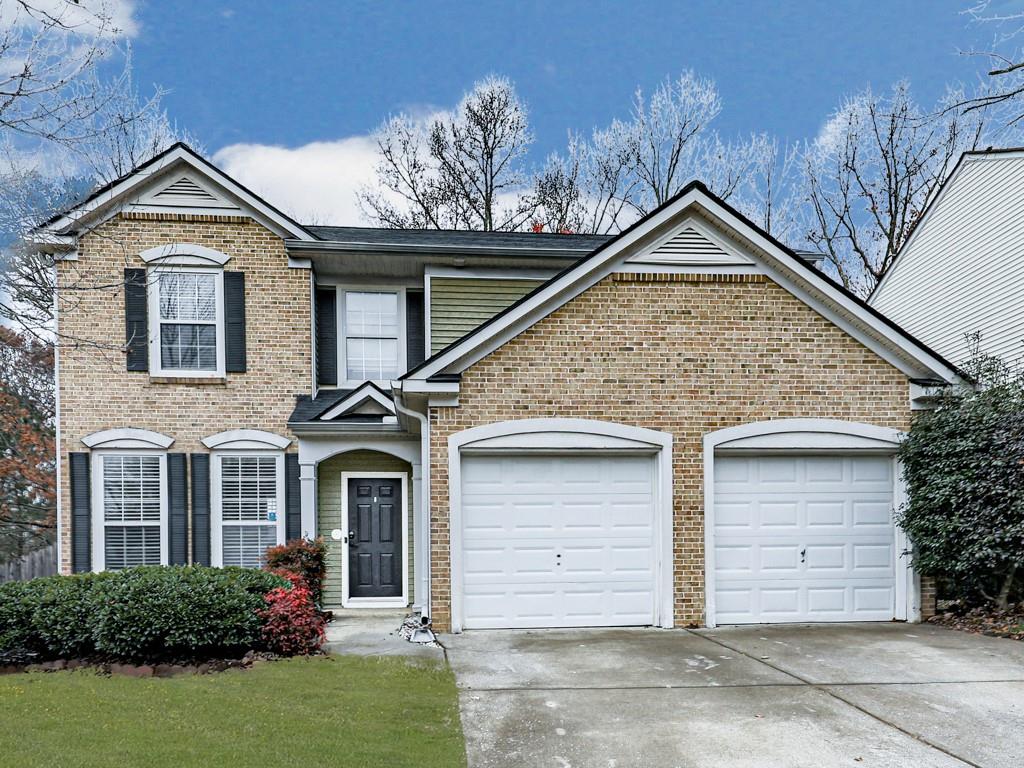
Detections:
[125, 0, 996, 223]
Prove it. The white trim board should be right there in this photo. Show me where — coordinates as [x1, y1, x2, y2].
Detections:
[202, 429, 292, 451]
[403, 184, 966, 387]
[139, 243, 232, 267]
[81, 428, 174, 450]
[319, 383, 396, 421]
[701, 418, 918, 628]
[340, 471, 410, 609]
[446, 418, 674, 633]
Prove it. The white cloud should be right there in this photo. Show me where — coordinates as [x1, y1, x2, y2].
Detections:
[213, 137, 384, 226]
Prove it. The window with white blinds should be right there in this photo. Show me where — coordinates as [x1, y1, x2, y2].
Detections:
[101, 454, 164, 569]
[218, 455, 281, 568]
[158, 272, 218, 371]
[344, 290, 400, 382]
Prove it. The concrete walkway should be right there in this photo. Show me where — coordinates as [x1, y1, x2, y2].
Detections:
[323, 609, 445, 663]
[445, 623, 1024, 768]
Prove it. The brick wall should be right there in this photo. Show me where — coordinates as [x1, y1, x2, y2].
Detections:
[428, 273, 914, 631]
[56, 212, 310, 573]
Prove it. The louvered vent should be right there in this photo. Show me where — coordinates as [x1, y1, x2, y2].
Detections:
[154, 176, 218, 201]
[651, 227, 729, 258]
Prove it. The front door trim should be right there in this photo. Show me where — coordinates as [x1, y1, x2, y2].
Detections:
[702, 419, 918, 628]
[341, 471, 409, 608]
[448, 418, 674, 633]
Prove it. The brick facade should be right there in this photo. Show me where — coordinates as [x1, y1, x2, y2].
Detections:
[56, 213, 310, 573]
[428, 273, 917, 631]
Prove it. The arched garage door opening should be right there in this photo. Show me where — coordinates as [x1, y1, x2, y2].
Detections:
[448, 419, 674, 633]
[703, 419, 918, 627]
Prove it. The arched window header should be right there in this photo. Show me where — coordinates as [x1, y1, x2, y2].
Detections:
[139, 243, 232, 267]
[81, 428, 174, 450]
[201, 429, 291, 451]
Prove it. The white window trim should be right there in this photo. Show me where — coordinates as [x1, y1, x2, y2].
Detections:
[202, 429, 292, 451]
[701, 418, 918, 628]
[90, 449, 168, 572]
[139, 243, 232, 267]
[210, 450, 286, 568]
[147, 264, 226, 378]
[82, 428, 174, 450]
[337, 285, 406, 388]
[340, 471, 410, 609]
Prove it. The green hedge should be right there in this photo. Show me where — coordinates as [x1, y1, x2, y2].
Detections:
[0, 566, 288, 664]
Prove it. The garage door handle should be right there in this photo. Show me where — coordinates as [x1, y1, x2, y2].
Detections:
[800, 548, 807, 563]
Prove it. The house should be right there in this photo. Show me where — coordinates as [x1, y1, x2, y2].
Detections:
[871, 147, 1024, 368]
[35, 143, 967, 632]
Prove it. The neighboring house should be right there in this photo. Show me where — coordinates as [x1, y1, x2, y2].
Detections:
[34, 143, 966, 633]
[871, 147, 1024, 368]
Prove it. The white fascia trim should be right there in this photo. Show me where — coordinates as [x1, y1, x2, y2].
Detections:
[202, 429, 292, 451]
[319, 384, 396, 421]
[82, 428, 175, 450]
[396, 379, 459, 394]
[139, 243, 232, 266]
[447, 418, 674, 633]
[41, 145, 315, 241]
[405, 186, 965, 386]
[424, 265, 558, 280]
[701, 418, 916, 628]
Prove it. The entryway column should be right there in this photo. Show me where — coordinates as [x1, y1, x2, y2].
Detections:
[410, 458, 425, 611]
[299, 460, 317, 538]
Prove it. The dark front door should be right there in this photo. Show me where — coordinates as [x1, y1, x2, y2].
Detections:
[347, 477, 403, 599]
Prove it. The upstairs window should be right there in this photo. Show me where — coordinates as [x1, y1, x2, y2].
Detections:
[343, 290, 401, 382]
[148, 267, 225, 377]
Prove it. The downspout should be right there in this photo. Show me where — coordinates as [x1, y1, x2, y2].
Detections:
[392, 383, 430, 619]
[53, 254, 63, 573]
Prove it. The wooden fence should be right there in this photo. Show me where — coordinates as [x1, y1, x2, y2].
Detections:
[0, 542, 58, 583]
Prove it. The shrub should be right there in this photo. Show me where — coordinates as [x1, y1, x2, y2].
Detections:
[264, 538, 327, 606]
[258, 581, 326, 656]
[898, 351, 1024, 609]
[0, 566, 289, 664]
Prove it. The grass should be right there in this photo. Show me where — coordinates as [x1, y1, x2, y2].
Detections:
[0, 655, 466, 768]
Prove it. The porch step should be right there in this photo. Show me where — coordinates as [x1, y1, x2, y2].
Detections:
[323, 610, 444, 663]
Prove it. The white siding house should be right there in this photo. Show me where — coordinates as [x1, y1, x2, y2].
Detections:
[871, 149, 1024, 368]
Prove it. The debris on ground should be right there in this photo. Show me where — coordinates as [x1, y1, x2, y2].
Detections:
[929, 602, 1024, 641]
[398, 614, 438, 645]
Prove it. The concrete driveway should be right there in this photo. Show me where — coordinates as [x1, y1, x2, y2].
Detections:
[444, 623, 1024, 768]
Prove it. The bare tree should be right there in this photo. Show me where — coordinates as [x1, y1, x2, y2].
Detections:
[959, 2, 1024, 124]
[537, 72, 777, 234]
[359, 76, 538, 231]
[796, 82, 998, 296]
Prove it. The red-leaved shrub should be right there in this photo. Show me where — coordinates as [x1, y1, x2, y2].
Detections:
[264, 538, 327, 606]
[258, 582, 326, 656]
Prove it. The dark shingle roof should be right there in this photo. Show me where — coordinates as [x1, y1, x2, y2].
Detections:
[288, 389, 354, 423]
[305, 226, 611, 253]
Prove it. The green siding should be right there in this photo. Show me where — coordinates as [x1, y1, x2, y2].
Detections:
[317, 450, 414, 609]
[429, 277, 542, 353]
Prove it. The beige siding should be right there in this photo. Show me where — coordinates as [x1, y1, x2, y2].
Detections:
[317, 450, 414, 608]
[429, 277, 542, 353]
[871, 154, 1024, 367]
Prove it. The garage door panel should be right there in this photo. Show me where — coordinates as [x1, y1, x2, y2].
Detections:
[461, 453, 657, 629]
[714, 454, 897, 624]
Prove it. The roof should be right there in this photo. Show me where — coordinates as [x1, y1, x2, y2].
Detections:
[288, 381, 396, 424]
[401, 180, 968, 387]
[36, 142, 315, 242]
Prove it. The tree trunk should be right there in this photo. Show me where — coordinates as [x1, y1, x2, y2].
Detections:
[997, 564, 1019, 611]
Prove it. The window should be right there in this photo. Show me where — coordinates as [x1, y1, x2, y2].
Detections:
[343, 290, 401, 382]
[97, 454, 166, 570]
[148, 267, 224, 376]
[213, 454, 284, 568]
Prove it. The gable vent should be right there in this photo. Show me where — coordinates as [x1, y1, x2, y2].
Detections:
[154, 176, 218, 201]
[629, 225, 753, 266]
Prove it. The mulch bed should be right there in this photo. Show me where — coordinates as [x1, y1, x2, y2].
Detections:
[0, 650, 283, 677]
[928, 602, 1024, 641]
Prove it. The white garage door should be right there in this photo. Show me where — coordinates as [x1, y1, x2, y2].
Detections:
[713, 454, 897, 624]
[460, 453, 657, 629]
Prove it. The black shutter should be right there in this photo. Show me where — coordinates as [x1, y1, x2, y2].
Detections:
[315, 288, 338, 385]
[124, 268, 148, 372]
[69, 452, 91, 573]
[167, 454, 188, 565]
[190, 454, 211, 566]
[224, 271, 246, 373]
[406, 290, 425, 370]
[285, 453, 301, 542]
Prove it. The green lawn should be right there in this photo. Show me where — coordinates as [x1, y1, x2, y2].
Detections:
[0, 656, 466, 768]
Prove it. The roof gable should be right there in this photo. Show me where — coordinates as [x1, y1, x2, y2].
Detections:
[37, 143, 314, 242]
[401, 182, 966, 386]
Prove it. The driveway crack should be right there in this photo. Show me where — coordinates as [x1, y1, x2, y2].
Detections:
[688, 630, 983, 768]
